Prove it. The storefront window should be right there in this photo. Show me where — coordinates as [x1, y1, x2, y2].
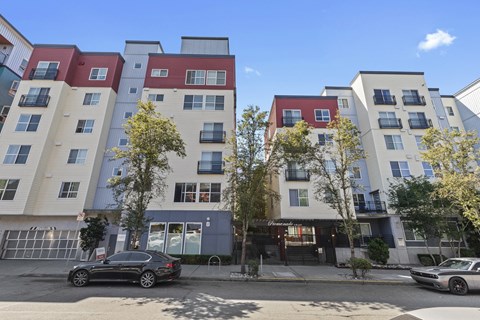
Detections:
[147, 223, 166, 252]
[166, 223, 184, 254]
[285, 226, 316, 246]
[184, 223, 202, 254]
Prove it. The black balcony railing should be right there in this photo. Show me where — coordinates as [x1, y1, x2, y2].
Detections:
[29, 68, 58, 80]
[336, 234, 396, 248]
[402, 95, 426, 106]
[378, 118, 402, 129]
[18, 94, 50, 107]
[285, 169, 310, 181]
[282, 116, 303, 127]
[373, 95, 396, 105]
[0, 52, 6, 65]
[199, 130, 226, 143]
[408, 118, 432, 129]
[355, 201, 387, 214]
[197, 161, 224, 174]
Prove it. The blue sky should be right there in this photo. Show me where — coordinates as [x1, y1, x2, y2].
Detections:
[3, 1, 480, 114]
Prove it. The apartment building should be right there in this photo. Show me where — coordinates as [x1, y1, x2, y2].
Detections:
[0, 14, 33, 132]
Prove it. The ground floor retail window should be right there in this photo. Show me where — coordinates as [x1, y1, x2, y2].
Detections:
[146, 222, 202, 254]
[285, 226, 316, 246]
[1, 230, 79, 259]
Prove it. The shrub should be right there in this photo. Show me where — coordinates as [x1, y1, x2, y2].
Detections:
[248, 260, 259, 277]
[348, 257, 372, 278]
[417, 254, 447, 266]
[169, 254, 232, 265]
[367, 238, 390, 265]
[460, 248, 476, 257]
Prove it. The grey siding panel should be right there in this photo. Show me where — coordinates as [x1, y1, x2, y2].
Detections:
[181, 39, 229, 55]
[0, 20, 33, 77]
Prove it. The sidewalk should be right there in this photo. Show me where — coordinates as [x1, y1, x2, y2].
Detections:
[0, 259, 415, 285]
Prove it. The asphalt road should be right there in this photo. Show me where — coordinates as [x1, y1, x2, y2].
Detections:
[0, 275, 479, 320]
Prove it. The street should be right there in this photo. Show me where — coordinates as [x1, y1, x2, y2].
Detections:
[0, 275, 479, 319]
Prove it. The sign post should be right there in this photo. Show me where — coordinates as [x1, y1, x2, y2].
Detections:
[95, 247, 106, 261]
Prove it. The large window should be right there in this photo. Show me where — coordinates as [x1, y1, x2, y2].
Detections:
[446, 106, 454, 116]
[185, 70, 205, 85]
[390, 161, 410, 177]
[289, 189, 309, 207]
[402, 222, 425, 241]
[174, 183, 197, 202]
[67, 149, 87, 164]
[58, 182, 80, 198]
[166, 223, 184, 254]
[283, 110, 302, 127]
[402, 89, 421, 104]
[373, 89, 394, 104]
[199, 183, 221, 203]
[183, 95, 203, 110]
[151, 69, 168, 77]
[415, 135, 426, 150]
[147, 223, 166, 252]
[83, 93, 101, 105]
[184, 223, 202, 254]
[206, 70, 226, 85]
[147, 94, 164, 102]
[314, 109, 331, 122]
[0, 179, 20, 200]
[147, 222, 202, 254]
[384, 135, 404, 150]
[75, 120, 94, 133]
[89, 68, 108, 80]
[353, 193, 366, 208]
[318, 133, 333, 146]
[349, 166, 361, 179]
[4, 145, 31, 164]
[325, 160, 336, 174]
[205, 95, 224, 110]
[16, 114, 41, 132]
[422, 162, 434, 178]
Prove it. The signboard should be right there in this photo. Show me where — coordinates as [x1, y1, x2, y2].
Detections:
[76, 212, 85, 221]
[96, 247, 106, 260]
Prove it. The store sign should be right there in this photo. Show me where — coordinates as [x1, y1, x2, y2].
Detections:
[96, 247, 106, 260]
[267, 220, 295, 226]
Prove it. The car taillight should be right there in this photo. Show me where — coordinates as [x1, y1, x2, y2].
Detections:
[166, 263, 174, 268]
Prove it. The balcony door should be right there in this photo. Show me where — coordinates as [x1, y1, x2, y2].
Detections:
[26, 87, 49, 104]
[200, 151, 222, 172]
[35, 62, 59, 78]
[203, 123, 223, 141]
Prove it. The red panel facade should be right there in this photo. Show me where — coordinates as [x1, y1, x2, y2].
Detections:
[71, 54, 124, 92]
[273, 96, 339, 129]
[144, 55, 235, 90]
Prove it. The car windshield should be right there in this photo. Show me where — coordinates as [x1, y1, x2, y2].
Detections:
[438, 259, 472, 270]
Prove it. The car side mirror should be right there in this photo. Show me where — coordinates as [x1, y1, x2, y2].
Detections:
[103, 259, 110, 264]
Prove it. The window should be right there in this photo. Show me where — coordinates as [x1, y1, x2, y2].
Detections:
[199, 183, 221, 203]
[184, 223, 202, 254]
[58, 182, 80, 198]
[451, 126, 460, 132]
[318, 133, 333, 146]
[379, 111, 397, 120]
[130, 252, 150, 262]
[10, 80, 19, 94]
[15, 114, 41, 132]
[186, 70, 205, 85]
[289, 189, 309, 207]
[129, 87, 137, 94]
[112, 167, 123, 177]
[206, 70, 226, 85]
[199, 152, 223, 173]
[205, 95, 225, 110]
[325, 160, 336, 174]
[201, 123, 224, 142]
[384, 135, 404, 150]
[183, 95, 203, 110]
[118, 138, 128, 146]
[402, 89, 421, 104]
[67, 149, 87, 164]
[124, 112, 133, 119]
[83, 93, 101, 106]
[446, 106, 454, 116]
[75, 120, 94, 133]
[151, 69, 168, 77]
[315, 109, 331, 122]
[422, 162, 434, 178]
[89, 68, 108, 80]
[338, 98, 349, 108]
[22, 87, 50, 106]
[415, 135, 426, 150]
[359, 223, 372, 236]
[33, 61, 59, 79]
[174, 183, 197, 202]
[402, 222, 425, 241]
[109, 252, 131, 262]
[283, 110, 302, 126]
[166, 223, 184, 254]
[134, 62, 142, 69]
[373, 89, 394, 104]
[19, 59, 29, 71]
[353, 194, 366, 208]
[390, 161, 410, 177]
[147, 223, 166, 251]
[4, 145, 31, 164]
[0, 179, 20, 200]
[350, 166, 361, 179]
[147, 94, 164, 102]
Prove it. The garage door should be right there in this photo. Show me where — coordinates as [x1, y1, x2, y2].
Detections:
[1, 230, 80, 259]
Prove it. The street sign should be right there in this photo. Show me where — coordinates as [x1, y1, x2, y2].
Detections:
[76, 212, 85, 221]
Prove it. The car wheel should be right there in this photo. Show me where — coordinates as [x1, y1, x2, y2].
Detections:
[140, 271, 156, 288]
[72, 270, 89, 287]
[449, 277, 468, 295]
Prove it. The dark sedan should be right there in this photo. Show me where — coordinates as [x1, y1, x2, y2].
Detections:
[68, 250, 181, 288]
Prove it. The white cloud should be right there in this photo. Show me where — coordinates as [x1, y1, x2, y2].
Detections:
[418, 29, 456, 52]
[244, 66, 261, 76]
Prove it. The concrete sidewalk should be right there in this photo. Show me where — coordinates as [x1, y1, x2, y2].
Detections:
[0, 259, 415, 285]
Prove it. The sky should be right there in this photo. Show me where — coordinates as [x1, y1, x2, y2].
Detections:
[3, 1, 480, 114]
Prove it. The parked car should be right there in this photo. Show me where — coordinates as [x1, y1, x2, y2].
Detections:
[410, 257, 480, 295]
[68, 250, 181, 288]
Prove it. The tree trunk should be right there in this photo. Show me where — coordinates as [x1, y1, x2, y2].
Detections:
[424, 240, 436, 265]
[438, 239, 444, 263]
[240, 225, 247, 274]
[348, 232, 357, 278]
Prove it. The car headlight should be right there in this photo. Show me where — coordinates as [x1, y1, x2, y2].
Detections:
[73, 265, 79, 269]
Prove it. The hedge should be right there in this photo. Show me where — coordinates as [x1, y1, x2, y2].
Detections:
[417, 254, 447, 266]
[169, 254, 232, 265]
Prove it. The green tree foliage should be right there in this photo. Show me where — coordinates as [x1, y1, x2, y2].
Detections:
[367, 238, 390, 265]
[79, 217, 109, 257]
[108, 101, 186, 249]
[422, 128, 480, 229]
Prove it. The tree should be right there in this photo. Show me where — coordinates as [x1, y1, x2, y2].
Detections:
[422, 128, 480, 229]
[79, 216, 109, 258]
[223, 106, 305, 274]
[287, 112, 366, 277]
[108, 101, 186, 249]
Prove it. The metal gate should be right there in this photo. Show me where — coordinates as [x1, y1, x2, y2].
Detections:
[1, 230, 81, 259]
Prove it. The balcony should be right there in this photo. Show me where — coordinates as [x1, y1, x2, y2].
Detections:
[408, 118, 432, 129]
[197, 161, 224, 174]
[285, 169, 310, 181]
[18, 94, 50, 107]
[0, 52, 6, 65]
[402, 95, 426, 106]
[199, 130, 226, 143]
[282, 116, 303, 127]
[355, 201, 387, 214]
[373, 95, 396, 105]
[378, 118, 402, 129]
[29, 68, 58, 80]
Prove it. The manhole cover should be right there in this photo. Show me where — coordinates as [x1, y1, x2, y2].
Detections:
[273, 272, 296, 278]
